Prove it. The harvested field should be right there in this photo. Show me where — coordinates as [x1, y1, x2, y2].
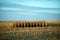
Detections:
[0, 21, 60, 40]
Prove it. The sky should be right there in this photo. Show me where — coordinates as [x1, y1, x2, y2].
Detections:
[0, 0, 60, 21]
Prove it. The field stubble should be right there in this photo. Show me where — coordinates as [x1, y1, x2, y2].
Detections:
[0, 21, 60, 40]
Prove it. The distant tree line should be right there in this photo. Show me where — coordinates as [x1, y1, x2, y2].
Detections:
[13, 21, 47, 27]
[13, 21, 60, 27]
